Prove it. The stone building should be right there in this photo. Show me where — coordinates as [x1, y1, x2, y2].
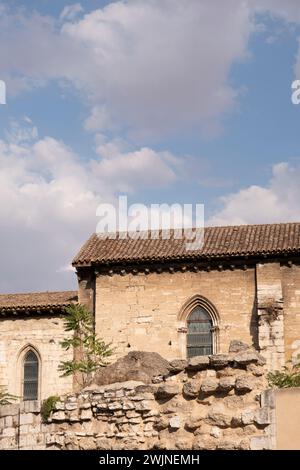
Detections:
[0, 291, 77, 400]
[1, 222, 300, 401]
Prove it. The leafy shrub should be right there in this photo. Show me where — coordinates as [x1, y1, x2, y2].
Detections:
[267, 362, 300, 388]
[41, 395, 59, 421]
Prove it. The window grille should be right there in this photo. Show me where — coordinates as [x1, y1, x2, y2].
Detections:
[23, 350, 39, 401]
[187, 307, 213, 358]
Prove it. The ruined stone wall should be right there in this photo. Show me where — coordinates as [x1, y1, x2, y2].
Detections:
[281, 263, 300, 364]
[0, 316, 73, 401]
[0, 349, 272, 450]
[256, 261, 300, 370]
[95, 268, 257, 360]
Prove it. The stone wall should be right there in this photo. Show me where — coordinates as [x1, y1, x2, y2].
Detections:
[94, 268, 257, 360]
[90, 260, 300, 368]
[0, 347, 273, 450]
[0, 316, 73, 401]
[281, 263, 300, 364]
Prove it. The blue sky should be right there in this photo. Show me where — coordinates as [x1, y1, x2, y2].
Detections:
[1, 1, 300, 292]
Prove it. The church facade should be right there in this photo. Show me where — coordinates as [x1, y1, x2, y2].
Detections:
[1, 222, 300, 401]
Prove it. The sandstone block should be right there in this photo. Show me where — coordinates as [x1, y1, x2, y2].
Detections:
[209, 354, 231, 368]
[155, 383, 180, 399]
[234, 351, 266, 366]
[169, 359, 188, 373]
[187, 356, 210, 371]
[200, 378, 219, 394]
[0, 404, 19, 418]
[54, 402, 65, 411]
[65, 403, 77, 411]
[193, 435, 217, 450]
[250, 436, 270, 450]
[154, 415, 169, 430]
[210, 426, 222, 438]
[216, 439, 236, 450]
[206, 411, 232, 427]
[229, 340, 250, 353]
[219, 376, 235, 392]
[182, 380, 200, 398]
[80, 409, 92, 421]
[169, 415, 181, 430]
[78, 437, 96, 450]
[235, 375, 256, 393]
[19, 413, 33, 425]
[254, 407, 270, 426]
[241, 409, 254, 425]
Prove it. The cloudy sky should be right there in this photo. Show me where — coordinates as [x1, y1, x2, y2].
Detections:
[1, 0, 300, 293]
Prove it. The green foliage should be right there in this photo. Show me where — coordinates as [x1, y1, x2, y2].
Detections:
[267, 362, 300, 388]
[58, 304, 113, 386]
[0, 388, 17, 406]
[41, 395, 59, 422]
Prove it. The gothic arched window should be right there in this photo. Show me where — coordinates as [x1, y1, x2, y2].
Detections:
[23, 350, 39, 401]
[187, 307, 213, 358]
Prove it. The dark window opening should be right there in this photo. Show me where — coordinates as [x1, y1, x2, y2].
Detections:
[23, 350, 39, 401]
[187, 307, 213, 358]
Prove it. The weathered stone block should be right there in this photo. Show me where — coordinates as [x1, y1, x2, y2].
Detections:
[250, 436, 270, 450]
[206, 411, 232, 428]
[200, 378, 219, 394]
[182, 380, 200, 398]
[229, 340, 250, 353]
[155, 383, 180, 399]
[254, 407, 270, 426]
[235, 375, 256, 393]
[219, 376, 235, 392]
[78, 437, 96, 450]
[51, 411, 66, 422]
[234, 350, 266, 366]
[209, 354, 231, 368]
[80, 409, 92, 421]
[216, 439, 236, 450]
[0, 404, 19, 418]
[187, 356, 210, 371]
[154, 415, 169, 431]
[169, 359, 188, 373]
[20, 413, 33, 425]
[65, 403, 77, 411]
[169, 415, 181, 430]
[241, 409, 254, 425]
[193, 435, 217, 450]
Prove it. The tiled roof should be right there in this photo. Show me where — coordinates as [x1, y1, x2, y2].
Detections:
[0, 291, 78, 316]
[73, 223, 300, 267]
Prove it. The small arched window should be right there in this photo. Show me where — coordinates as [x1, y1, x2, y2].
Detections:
[187, 307, 213, 358]
[23, 350, 39, 401]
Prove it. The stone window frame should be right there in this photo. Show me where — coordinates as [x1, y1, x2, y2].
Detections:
[17, 344, 41, 402]
[177, 294, 220, 358]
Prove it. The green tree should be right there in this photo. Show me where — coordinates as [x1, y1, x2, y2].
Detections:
[58, 304, 113, 387]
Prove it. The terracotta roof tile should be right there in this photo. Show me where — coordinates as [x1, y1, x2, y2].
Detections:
[0, 291, 78, 315]
[72, 223, 300, 267]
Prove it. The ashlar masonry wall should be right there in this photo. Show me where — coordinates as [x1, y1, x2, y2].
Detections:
[0, 316, 73, 401]
[93, 268, 257, 360]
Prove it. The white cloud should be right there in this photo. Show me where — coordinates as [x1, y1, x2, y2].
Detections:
[254, 1, 300, 24]
[60, 3, 83, 21]
[93, 140, 181, 193]
[209, 162, 300, 226]
[0, 0, 254, 139]
[0, 125, 181, 292]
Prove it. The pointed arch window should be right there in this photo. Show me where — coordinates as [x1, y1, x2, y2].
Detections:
[187, 307, 213, 358]
[23, 350, 39, 401]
